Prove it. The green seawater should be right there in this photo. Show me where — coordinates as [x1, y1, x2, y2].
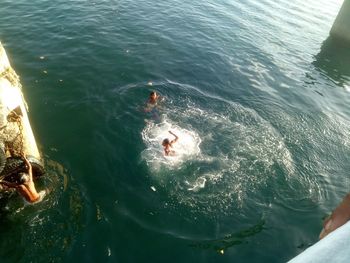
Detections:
[0, 0, 349, 262]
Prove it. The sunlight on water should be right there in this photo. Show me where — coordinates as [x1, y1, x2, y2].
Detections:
[0, 0, 346, 261]
[139, 84, 296, 214]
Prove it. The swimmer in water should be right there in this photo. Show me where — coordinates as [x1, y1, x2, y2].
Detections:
[148, 91, 161, 105]
[162, 131, 178, 156]
[0, 156, 46, 203]
[144, 91, 163, 121]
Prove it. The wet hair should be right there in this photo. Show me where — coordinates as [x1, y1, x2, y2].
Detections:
[150, 91, 156, 96]
[162, 138, 170, 146]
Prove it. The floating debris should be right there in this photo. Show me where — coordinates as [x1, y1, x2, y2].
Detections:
[96, 204, 102, 221]
[150, 186, 156, 192]
[147, 81, 153, 86]
[39, 56, 45, 60]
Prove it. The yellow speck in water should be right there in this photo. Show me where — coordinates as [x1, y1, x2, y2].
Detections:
[219, 249, 224, 255]
[96, 204, 102, 221]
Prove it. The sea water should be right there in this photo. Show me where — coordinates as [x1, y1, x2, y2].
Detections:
[0, 0, 348, 262]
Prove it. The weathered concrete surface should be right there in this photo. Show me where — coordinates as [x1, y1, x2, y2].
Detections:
[330, 0, 350, 44]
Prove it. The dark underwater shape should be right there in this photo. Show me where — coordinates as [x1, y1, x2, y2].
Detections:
[313, 36, 350, 88]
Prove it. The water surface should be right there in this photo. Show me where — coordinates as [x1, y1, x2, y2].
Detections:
[0, 0, 349, 262]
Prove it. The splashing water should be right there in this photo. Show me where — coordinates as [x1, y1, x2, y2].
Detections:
[139, 89, 296, 215]
[141, 118, 201, 170]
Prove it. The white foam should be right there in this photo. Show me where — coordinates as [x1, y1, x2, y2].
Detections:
[141, 118, 201, 170]
[140, 93, 297, 214]
[186, 176, 207, 192]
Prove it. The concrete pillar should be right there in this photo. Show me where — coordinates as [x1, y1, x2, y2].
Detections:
[330, 0, 350, 44]
[0, 42, 41, 160]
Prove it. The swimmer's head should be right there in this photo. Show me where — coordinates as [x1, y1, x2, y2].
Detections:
[19, 172, 29, 184]
[149, 91, 158, 101]
[162, 138, 170, 146]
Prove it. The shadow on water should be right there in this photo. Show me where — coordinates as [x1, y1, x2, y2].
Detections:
[312, 36, 350, 88]
[189, 220, 265, 253]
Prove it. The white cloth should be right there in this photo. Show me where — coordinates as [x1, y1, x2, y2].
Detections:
[288, 220, 350, 263]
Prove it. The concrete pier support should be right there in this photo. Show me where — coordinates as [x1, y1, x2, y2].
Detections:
[330, 0, 350, 44]
[0, 42, 41, 160]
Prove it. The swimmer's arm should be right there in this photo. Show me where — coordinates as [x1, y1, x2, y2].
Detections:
[157, 96, 165, 108]
[0, 180, 18, 188]
[169, 131, 178, 143]
[23, 157, 33, 181]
